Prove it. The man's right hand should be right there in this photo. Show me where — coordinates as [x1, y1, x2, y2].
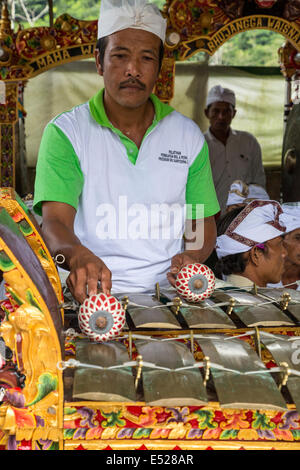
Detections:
[67, 245, 112, 304]
[41, 201, 112, 304]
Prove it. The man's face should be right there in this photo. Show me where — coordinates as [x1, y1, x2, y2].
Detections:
[258, 236, 287, 284]
[283, 228, 300, 267]
[205, 101, 236, 133]
[95, 28, 161, 110]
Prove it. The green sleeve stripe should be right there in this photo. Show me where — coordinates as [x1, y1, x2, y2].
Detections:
[186, 140, 220, 219]
[33, 123, 84, 216]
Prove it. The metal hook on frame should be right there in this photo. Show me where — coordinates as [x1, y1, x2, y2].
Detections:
[135, 354, 143, 390]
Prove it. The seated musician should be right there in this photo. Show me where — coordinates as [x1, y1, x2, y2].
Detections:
[33, 0, 220, 303]
[226, 180, 270, 213]
[268, 203, 300, 290]
[205, 183, 269, 273]
[215, 200, 290, 288]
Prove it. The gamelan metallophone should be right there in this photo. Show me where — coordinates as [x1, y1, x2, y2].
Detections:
[1, 188, 300, 450]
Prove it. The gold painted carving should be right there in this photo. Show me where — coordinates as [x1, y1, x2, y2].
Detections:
[0, 188, 63, 310]
[0, 302, 58, 404]
[0, 232, 64, 443]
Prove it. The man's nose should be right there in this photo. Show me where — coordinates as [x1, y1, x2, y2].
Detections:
[217, 111, 227, 119]
[125, 58, 141, 78]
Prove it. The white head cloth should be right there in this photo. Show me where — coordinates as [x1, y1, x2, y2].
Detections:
[280, 202, 300, 234]
[98, 0, 167, 42]
[206, 85, 236, 108]
[216, 199, 287, 259]
[226, 180, 270, 206]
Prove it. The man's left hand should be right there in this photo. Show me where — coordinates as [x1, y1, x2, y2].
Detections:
[167, 251, 201, 287]
[167, 216, 217, 286]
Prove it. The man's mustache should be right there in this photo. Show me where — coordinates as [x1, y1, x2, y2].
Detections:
[119, 78, 146, 90]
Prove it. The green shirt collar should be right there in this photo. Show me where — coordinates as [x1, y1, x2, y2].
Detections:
[89, 89, 174, 165]
[89, 88, 174, 130]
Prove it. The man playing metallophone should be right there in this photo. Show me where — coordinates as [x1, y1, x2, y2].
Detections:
[33, 0, 220, 303]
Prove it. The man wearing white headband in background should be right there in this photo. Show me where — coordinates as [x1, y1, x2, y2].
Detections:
[33, 0, 220, 303]
[215, 200, 289, 288]
[204, 85, 266, 213]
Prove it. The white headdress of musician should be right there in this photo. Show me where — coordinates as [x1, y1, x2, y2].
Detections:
[98, 0, 167, 42]
[206, 85, 236, 108]
[216, 200, 287, 259]
[226, 180, 270, 207]
[280, 202, 300, 233]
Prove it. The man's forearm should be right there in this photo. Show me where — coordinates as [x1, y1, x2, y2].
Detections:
[41, 218, 83, 268]
[183, 245, 215, 264]
[184, 216, 217, 263]
[40, 201, 112, 300]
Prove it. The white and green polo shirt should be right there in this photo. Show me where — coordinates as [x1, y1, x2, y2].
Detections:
[34, 88, 219, 293]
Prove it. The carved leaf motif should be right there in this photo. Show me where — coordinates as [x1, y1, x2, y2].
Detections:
[27, 373, 58, 407]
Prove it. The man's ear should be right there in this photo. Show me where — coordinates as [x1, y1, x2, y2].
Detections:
[94, 49, 104, 76]
[204, 107, 209, 118]
[248, 246, 262, 267]
[232, 108, 237, 119]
